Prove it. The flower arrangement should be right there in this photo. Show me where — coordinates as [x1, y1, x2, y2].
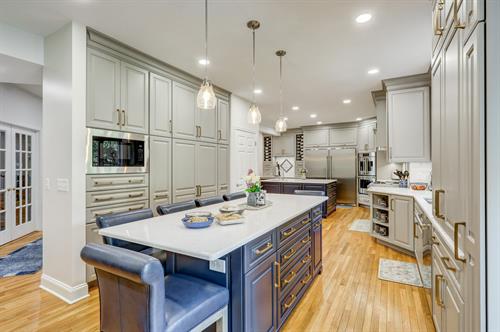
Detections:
[243, 169, 262, 193]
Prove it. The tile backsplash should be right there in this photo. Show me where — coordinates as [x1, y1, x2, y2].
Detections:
[409, 162, 432, 184]
[274, 157, 296, 178]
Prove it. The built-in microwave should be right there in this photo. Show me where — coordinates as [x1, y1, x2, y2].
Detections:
[86, 128, 149, 174]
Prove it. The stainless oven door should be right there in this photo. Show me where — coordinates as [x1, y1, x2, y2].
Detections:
[358, 176, 375, 194]
[86, 128, 149, 174]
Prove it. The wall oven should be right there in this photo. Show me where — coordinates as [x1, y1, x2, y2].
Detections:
[358, 176, 375, 195]
[358, 152, 376, 176]
[86, 128, 149, 174]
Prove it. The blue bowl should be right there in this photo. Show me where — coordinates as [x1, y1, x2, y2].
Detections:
[182, 216, 214, 229]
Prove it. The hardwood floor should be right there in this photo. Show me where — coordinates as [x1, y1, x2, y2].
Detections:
[0, 207, 434, 332]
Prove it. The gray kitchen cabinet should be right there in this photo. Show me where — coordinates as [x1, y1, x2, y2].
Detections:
[329, 127, 357, 146]
[387, 86, 430, 162]
[120, 62, 149, 134]
[217, 144, 229, 195]
[86, 48, 121, 131]
[217, 99, 230, 145]
[197, 100, 218, 143]
[357, 122, 376, 151]
[149, 73, 172, 137]
[150, 136, 171, 215]
[244, 254, 278, 332]
[196, 142, 218, 198]
[172, 139, 197, 202]
[172, 82, 198, 141]
[273, 133, 295, 156]
[303, 129, 329, 147]
[431, 52, 444, 224]
[389, 195, 414, 251]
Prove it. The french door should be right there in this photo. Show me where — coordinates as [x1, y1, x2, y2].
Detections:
[0, 124, 36, 245]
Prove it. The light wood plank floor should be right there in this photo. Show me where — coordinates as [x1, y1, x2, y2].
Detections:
[0, 207, 434, 332]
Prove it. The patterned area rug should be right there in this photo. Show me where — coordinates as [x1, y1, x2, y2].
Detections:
[0, 238, 42, 277]
[349, 219, 371, 232]
[378, 258, 423, 287]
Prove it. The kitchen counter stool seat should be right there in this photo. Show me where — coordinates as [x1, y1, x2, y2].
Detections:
[195, 196, 224, 207]
[157, 200, 197, 216]
[222, 191, 246, 201]
[81, 244, 229, 332]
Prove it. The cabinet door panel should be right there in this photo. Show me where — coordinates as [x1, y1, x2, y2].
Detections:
[282, 183, 302, 194]
[312, 223, 322, 272]
[172, 139, 196, 202]
[389, 195, 413, 250]
[120, 62, 149, 134]
[330, 127, 357, 146]
[303, 129, 329, 147]
[217, 145, 229, 195]
[172, 82, 197, 140]
[432, 54, 445, 222]
[196, 142, 217, 197]
[86, 49, 121, 130]
[197, 104, 218, 143]
[217, 99, 230, 144]
[150, 137, 171, 214]
[150, 73, 172, 137]
[444, 279, 464, 332]
[432, 249, 444, 332]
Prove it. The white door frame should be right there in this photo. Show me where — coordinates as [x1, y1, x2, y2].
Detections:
[231, 128, 258, 193]
[0, 123, 12, 245]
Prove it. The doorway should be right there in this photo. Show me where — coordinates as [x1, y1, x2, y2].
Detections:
[231, 129, 257, 192]
[0, 124, 37, 245]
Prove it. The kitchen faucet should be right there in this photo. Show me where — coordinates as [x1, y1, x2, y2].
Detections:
[276, 162, 281, 177]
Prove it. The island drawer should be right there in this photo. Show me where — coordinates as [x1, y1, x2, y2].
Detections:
[278, 212, 311, 247]
[244, 231, 277, 273]
[278, 264, 313, 327]
[86, 173, 149, 192]
[86, 187, 149, 207]
[277, 228, 311, 269]
[311, 204, 323, 221]
[278, 245, 312, 297]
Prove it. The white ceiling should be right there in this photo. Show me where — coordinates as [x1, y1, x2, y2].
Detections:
[0, 0, 432, 128]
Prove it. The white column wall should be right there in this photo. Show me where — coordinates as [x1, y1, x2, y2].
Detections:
[40, 22, 88, 304]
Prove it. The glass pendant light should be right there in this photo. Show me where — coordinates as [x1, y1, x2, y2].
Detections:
[247, 20, 262, 125]
[274, 50, 288, 133]
[197, 0, 217, 110]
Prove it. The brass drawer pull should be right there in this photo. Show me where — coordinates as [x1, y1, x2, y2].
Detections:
[94, 210, 113, 217]
[283, 227, 297, 238]
[116, 109, 121, 125]
[284, 294, 297, 309]
[255, 242, 273, 256]
[301, 255, 311, 264]
[435, 274, 445, 308]
[128, 205, 143, 212]
[128, 193, 144, 198]
[274, 262, 281, 288]
[154, 193, 169, 199]
[301, 218, 311, 225]
[441, 257, 457, 272]
[283, 271, 296, 285]
[301, 273, 312, 285]
[94, 181, 114, 186]
[94, 196, 113, 202]
[454, 222, 467, 263]
[283, 248, 296, 261]
[435, 189, 445, 219]
[453, 0, 465, 29]
[301, 236, 311, 244]
[128, 179, 143, 184]
[121, 110, 126, 126]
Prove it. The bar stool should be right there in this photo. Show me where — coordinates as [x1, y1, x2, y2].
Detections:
[222, 191, 247, 201]
[195, 196, 224, 207]
[81, 244, 229, 332]
[157, 200, 197, 216]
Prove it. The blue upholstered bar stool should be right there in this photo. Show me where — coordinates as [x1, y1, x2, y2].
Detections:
[195, 196, 224, 207]
[81, 244, 229, 332]
[96, 209, 167, 270]
[157, 200, 197, 216]
[222, 191, 246, 201]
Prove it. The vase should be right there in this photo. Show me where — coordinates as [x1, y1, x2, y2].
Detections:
[247, 191, 266, 207]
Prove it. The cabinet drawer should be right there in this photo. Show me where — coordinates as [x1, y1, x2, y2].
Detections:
[86, 173, 149, 192]
[278, 212, 311, 247]
[244, 231, 277, 273]
[311, 205, 323, 221]
[86, 187, 149, 207]
[278, 264, 313, 327]
[279, 245, 312, 297]
[277, 229, 311, 269]
[86, 200, 149, 224]
[432, 230, 465, 299]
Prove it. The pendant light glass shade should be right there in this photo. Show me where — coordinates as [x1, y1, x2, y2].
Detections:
[197, 79, 217, 110]
[247, 104, 262, 124]
[275, 116, 287, 133]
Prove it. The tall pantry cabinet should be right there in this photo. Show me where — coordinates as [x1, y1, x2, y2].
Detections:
[430, 0, 485, 331]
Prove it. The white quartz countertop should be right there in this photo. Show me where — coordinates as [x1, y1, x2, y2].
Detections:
[98, 194, 327, 261]
[262, 178, 337, 184]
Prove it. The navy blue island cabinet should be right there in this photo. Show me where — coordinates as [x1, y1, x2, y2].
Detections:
[169, 203, 324, 332]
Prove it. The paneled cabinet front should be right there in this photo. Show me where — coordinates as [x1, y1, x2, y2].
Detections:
[196, 142, 218, 198]
[150, 136, 172, 214]
[87, 48, 149, 134]
[149, 73, 172, 137]
[389, 195, 414, 251]
[217, 145, 229, 195]
[217, 99, 230, 145]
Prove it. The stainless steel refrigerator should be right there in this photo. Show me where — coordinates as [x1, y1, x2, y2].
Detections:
[304, 147, 357, 205]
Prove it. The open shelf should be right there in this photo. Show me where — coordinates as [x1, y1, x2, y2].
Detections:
[373, 219, 389, 227]
[372, 205, 389, 211]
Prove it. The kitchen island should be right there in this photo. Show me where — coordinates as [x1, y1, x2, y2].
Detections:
[99, 194, 327, 332]
[262, 178, 337, 216]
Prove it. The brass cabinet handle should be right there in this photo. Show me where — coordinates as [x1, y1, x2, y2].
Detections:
[154, 193, 169, 199]
[301, 236, 311, 244]
[283, 248, 296, 261]
[434, 2, 444, 35]
[94, 196, 113, 202]
[441, 257, 457, 272]
[390, 199, 395, 211]
[283, 271, 296, 285]
[301, 273, 312, 285]
[284, 294, 297, 309]
[434, 189, 445, 219]
[414, 222, 419, 239]
[128, 205, 143, 212]
[301, 255, 312, 264]
[435, 274, 445, 308]
[453, 0, 465, 29]
[116, 109, 121, 125]
[94, 210, 113, 217]
[432, 235, 440, 245]
[283, 227, 297, 238]
[128, 179, 144, 184]
[169, 120, 173, 133]
[218, 129, 222, 140]
[255, 242, 273, 256]
[454, 222, 467, 263]
[274, 262, 281, 288]
[128, 193, 143, 198]
[94, 181, 114, 186]
[121, 110, 126, 126]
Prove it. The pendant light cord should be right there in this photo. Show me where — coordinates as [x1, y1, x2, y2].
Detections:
[204, 0, 208, 80]
[252, 28, 256, 103]
[279, 54, 283, 117]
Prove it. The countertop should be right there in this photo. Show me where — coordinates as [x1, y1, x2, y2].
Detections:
[99, 194, 328, 261]
[262, 178, 337, 184]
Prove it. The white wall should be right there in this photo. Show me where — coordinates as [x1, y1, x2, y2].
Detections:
[0, 83, 42, 131]
[40, 22, 88, 304]
[0, 22, 44, 65]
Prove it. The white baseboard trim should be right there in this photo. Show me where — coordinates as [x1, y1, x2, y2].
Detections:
[40, 274, 89, 304]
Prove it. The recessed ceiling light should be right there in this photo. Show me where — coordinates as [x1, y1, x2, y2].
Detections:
[356, 117, 363, 121]
[253, 89, 262, 94]
[292, 106, 300, 111]
[198, 58, 210, 65]
[343, 99, 352, 104]
[284, 117, 288, 121]
[310, 114, 317, 118]
[316, 121, 323, 125]
[356, 13, 372, 24]
[368, 68, 379, 75]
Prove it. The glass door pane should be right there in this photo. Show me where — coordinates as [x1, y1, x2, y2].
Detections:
[14, 132, 33, 226]
[0, 127, 10, 245]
